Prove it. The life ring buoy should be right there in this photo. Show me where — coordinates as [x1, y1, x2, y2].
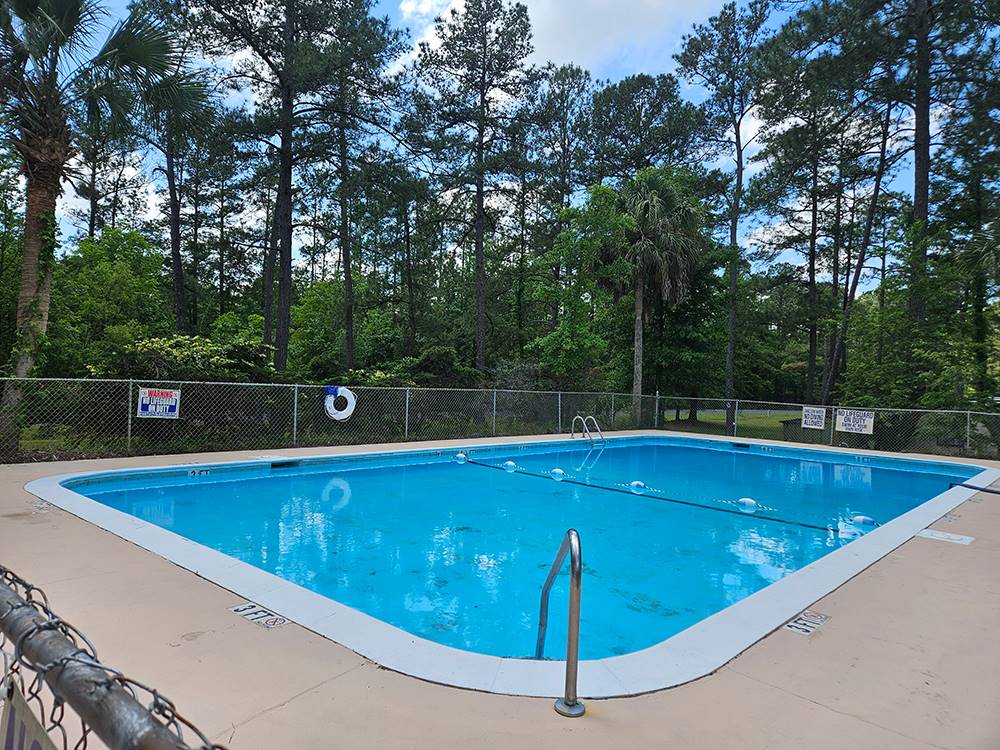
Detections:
[324, 385, 356, 421]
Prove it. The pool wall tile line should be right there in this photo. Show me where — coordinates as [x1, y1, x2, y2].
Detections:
[24, 437, 999, 699]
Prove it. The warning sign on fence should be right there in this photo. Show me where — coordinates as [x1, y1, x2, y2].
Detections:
[801, 406, 826, 430]
[835, 408, 875, 435]
[136, 387, 181, 419]
[1, 679, 58, 750]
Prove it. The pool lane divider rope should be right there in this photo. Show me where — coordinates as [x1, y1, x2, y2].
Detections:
[950, 481, 1000, 496]
[464, 456, 834, 534]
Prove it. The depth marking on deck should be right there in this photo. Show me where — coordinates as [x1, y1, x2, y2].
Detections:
[916, 529, 975, 545]
[230, 601, 289, 629]
[783, 610, 829, 635]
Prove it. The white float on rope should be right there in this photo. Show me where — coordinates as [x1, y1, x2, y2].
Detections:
[736, 497, 759, 513]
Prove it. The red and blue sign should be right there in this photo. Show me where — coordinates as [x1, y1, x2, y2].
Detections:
[137, 387, 181, 419]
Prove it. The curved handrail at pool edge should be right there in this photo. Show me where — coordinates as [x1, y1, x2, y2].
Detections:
[535, 528, 584, 717]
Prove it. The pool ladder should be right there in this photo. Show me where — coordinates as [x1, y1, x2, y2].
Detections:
[535, 528, 584, 717]
[571, 415, 605, 444]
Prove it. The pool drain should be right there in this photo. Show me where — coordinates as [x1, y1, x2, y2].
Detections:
[783, 610, 829, 635]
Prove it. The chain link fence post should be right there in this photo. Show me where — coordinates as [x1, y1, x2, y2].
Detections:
[734, 399, 739, 437]
[292, 384, 299, 446]
[654, 391, 660, 429]
[126, 379, 133, 455]
[405, 387, 410, 440]
[966, 410, 972, 454]
[830, 407, 838, 445]
[558, 392, 562, 433]
[492, 389, 497, 435]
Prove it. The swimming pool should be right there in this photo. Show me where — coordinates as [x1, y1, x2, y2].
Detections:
[28, 434, 996, 697]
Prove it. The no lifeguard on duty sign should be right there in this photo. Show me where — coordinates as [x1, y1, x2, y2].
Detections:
[136, 387, 181, 419]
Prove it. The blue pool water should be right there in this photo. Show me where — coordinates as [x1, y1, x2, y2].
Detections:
[67, 437, 976, 660]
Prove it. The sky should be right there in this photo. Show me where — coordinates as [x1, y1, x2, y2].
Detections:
[377, 0, 728, 81]
[100, 0, 728, 82]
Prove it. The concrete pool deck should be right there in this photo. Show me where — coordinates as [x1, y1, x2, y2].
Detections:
[2, 431, 999, 749]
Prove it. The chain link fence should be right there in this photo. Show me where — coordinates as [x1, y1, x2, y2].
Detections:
[1, 564, 224, 750]
[1, 378, 998, 463]
[658, 396, 1000, 459]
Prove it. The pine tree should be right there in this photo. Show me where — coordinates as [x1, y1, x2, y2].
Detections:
[417, 0, 534, 372]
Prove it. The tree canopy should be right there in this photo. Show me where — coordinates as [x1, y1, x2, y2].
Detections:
[0, 0, 997, 413]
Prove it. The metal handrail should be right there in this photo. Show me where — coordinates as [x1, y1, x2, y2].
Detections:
[570, 414, 592, 441]
[534, 528, 585, 718]
[584, 415, 605, 443]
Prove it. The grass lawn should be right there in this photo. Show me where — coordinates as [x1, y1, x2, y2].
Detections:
[659, 409, 815, 442]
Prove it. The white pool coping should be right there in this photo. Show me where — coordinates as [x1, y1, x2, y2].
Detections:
[24, 436, 999, 698]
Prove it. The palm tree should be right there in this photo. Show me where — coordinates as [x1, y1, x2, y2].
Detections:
[1, 0, 179, 448]
[621, 169, 706, 426]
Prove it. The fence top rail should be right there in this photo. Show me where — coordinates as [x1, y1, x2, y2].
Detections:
[0, 565, 224, 750]
[2, 378, 999, 417]
[0, 378, 628, 398]
[669, 395, 1000, 418]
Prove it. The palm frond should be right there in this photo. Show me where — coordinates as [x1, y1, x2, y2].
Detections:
[142, 70, 212, 132]
[77, 67, 137, 138]
[621, 167, 708, 306]
[0, 5, 30, 99]
[89, 11, 175, 84]
[41, 0, 105, 58]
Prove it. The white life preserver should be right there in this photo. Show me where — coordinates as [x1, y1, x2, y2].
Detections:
[324, 386, 356, 421]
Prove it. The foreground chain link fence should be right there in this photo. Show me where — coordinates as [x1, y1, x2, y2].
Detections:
[0, 564, 224, 750]
[1, 378, 998, 463]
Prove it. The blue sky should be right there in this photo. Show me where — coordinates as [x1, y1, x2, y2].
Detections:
[380, 0, 728, 81]
[102, 0, 728, 82]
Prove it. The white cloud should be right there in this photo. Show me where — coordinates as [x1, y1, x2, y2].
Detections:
[400, 0, 453, 19]
[525, 0, 721, 72]
[398, 0, 727, 76]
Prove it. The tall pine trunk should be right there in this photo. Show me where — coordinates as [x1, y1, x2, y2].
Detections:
[273, 70, 294, 370]
[806, 150, 819, 403]
[164, 126, 187, 332]
[473, 122, 487, 372]
[402, 201, 417, 356]
[632, 276, 644, 427]
[191, 173, 202, 330]
[724, 128, 744, 435]
[515, 166, 527, 356]
[909, 0, 931, 322]
[86, 158, 98, 238]
[338, 119, 354, 372]
[263, 197, 276, 346]
[970, 181, 988, 399]
[822, 104, 893, 404]
[217, 178, 226, 316]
